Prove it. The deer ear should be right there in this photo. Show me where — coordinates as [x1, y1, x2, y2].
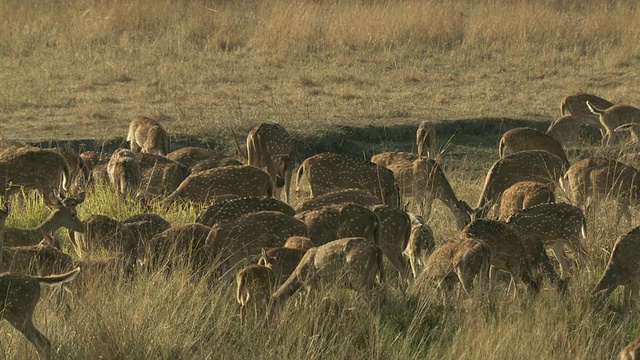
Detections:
[41, 234, 54, 247]
[44, 193, 62, 209]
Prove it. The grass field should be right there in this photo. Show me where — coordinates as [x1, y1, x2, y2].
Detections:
[2, 0, 640, 359]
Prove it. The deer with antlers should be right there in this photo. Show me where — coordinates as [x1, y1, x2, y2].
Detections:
[127, 116, 170, 155]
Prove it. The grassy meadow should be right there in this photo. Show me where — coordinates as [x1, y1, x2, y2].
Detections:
[2, 0, 640, 359]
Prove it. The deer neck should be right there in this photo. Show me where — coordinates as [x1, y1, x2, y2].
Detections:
[33, 211, 62, 234]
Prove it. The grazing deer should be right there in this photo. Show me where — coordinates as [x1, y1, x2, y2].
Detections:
[371, 152, 471, 229]
[142, 223, 212, 276]
[190, 157, 243, 173]
[416, 120, 437, 158]
[560, 93, 614, 137]
[498, 127, 570, 169]
[135, 153, 191, 197]
[586, 102, 640, 146]
[107, 149, 142, 198]
[562, 157, 640, 225]
[1, 235, 74, 276]
[206, 211, 308, 274]
[163, 165, 272, 205]
[506, 202, 588, 278]
[121, 213, 171, 247]
[79, 151, 110, 187]
[404, 213, 436, 279]
[295, 188, 382, 213]
[0, 147, 71, 199]
[296, 152, 400, 208]
[53, 148, 90, 193]
[3, 192, 85, 247]
[166, 146, 226, 169]
[546, 115, 581, 146]
[258, 247, 307, 282]
[195, 196, 295, 228]
[283, 236, 315, 251]
[592, 226, 640, 311]
[246, 123, 295, 203]
[127, 116, 170, 155]
[620, 337, 640, 359]
[272, 237, 384, 301]
[369, 205, 412, 281]
[236, 264, 276, 322]
[475, 150, 566, 218]
[497, 181, 555, 221]
[0, 267, 80, 360]
[295, 203, 380, 247]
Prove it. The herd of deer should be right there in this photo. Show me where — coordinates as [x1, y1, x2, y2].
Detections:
[3, 94, 640, 357]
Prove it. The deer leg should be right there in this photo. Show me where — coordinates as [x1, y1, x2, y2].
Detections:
[550, 242, 571, 279]
[5, 315, 51, 360]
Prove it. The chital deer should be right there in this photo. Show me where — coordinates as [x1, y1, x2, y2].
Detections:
[163, 165, 271, 205]
[404, 213, 436, 279]
[142, 223, 211, 276]
[195, 196, 295, 228]
[506, 202, 588, 279]
[4, 192, 85, 247]
[560, 93, 614, 137]
[498, 127, 570, 169]
[546, 115, 581, 146]
[371, 152, 471, 229]
[475, 150, 566, 218]
[79, 151, 110, 187]
[272, 237, 383, 301]
[107, 149, 142, 198]
[206, 211, 308, 274]
[497, 181, 555, 221]
[0, 147, 71, 199]
[586, 102, 640, 146]
[135, 153, 191, 197]
[1, 235, 74, 276]
[0, 267, 80, 360]
[592, 226, 640, 312]
[258, 247, 307, 282]
[121, 213, 171, 247]
[295, 188, 382, 213]
[190, 157, 243, 173]
[236, 264, 275, 322]
[127, 116, 170, 155]
[369, 205, 412, 281]
[283, 236, 315, 251]
[247, 123, 295, 203]
[166, 146, 226, 169]
[295, 203, 380, 247]
[620, 337, 640, 359]
[53, 148, 90, 193]
[416, 120, 437, 158]
[296, 152, 400, 208]
[562, 157, 640, 224]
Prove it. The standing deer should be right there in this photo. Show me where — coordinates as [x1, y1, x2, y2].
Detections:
[369, 205, 413, 281]
[166, 146, 226, 169]
[498, 127, 570, 169]
[371, 152, 471, 229]
[121, 213, 171, 248]
[546, 115, 581, 146]
[135, 153, 191, 197]
[127, 116, 170, 155]
[246, 123, 295, 203]
[586, 102, 640, 146]
[195, 196, 295, 228]
[0, 267, 80, 360]
[560, 93, 614, 138]
[497, 181, 555, 221]
[1, 235, 74, 276]
[142, 223, 212, 276]
[296, 152, 400, 208]
[0, 147, 71, 199]
[416, 120, 437, 158]
[295, 188, 382, 213]
[404, 213, 436, 279]
[235, 264, 275, 322]
[107, 149, 142, 198]
[295, 203, 380, 247]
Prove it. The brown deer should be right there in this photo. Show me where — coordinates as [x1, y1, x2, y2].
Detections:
[142, 223, 212, 276]
[586, 102, 640, 146]
[136, 153, 191, 197]
[258, 246, 307, 281]
[272, 237, 383, 301]
[475, 150, 566, 218]
[190, 157, 243, 173]
[296, 152, 400, 208]
[1, 235, 74, 276]
[560, 93, 614, 137]
[546, 115, 581, 146]
[127, 116, 170, 155]
[166, 146, 227, 169]
[0, 147, 71, 199]
[246, 123, 295, 203]
[79, 151, 111, 188]
[497, 181, 555, 221]
[620, 337, 640, 359]
[4, 192, 85, 247]
[53, 148, 90, 193]
[498, 127, 570, 169]
[371, 152, 471, 229]
[416, 120, 437, 158]
[107, 149, 142, 198]
[404, 213, 436, 279]
[296, 203, 380, 247]
[369, 205, 413, 281]
[592, 226, 640, 312]
[163, 165, 271, 205]
[236, 264, 276, 322]
[195, 196, 295, 228]
[0, 267, 80, 360]
[121, 213, 171, 247]
[562, 157, 640, 225]
[295, 188, 382, 213]
[283, 236, 315, 251]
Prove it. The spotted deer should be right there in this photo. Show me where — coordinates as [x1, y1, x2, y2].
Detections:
[107, 149, 142, 198]
[475, 150, 566, 218]
[258, 246, 307, 282]
[546, 115, 581, 146]
[190, 157, 243, 173]
[497, 181, 555, 221]
[296, 152, 400, 208]
[121, 213, 171, 248]
[0, 147, 71, 199]
[560, 93, 614, 137]
[416, 120, 437, 158]
[236, 264, 276, 322]
[295, 188, 382, 213]
[592, 226, 640, 312]
[620, 337, 640, 359]
[80, 151, 110, 187]
[371, 152, 471, 229]
[127, 116, 170, 155]
[295, 203, 380, 247]
[163, 165, 271, 205]
[1, 235, 74, 276]
[283, 236, 315, 251]
[247, 123, 295, 203]
[3, 192, 85, 247]
[142, 223, 212, 276]
[586, 102, 640, 146]
[0, 267, 80, 360]
[272, 237, 384, 301]
[498, 127, 570, 169]
[195, 196, 295, 228]
[135, 153, 191, 197]
[404, 213, 436, 279]
[53, 148, 90, 194]
[506, 202, 588, 279]
[562, 157, 640, 225]
[166, 146, 227, 169]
